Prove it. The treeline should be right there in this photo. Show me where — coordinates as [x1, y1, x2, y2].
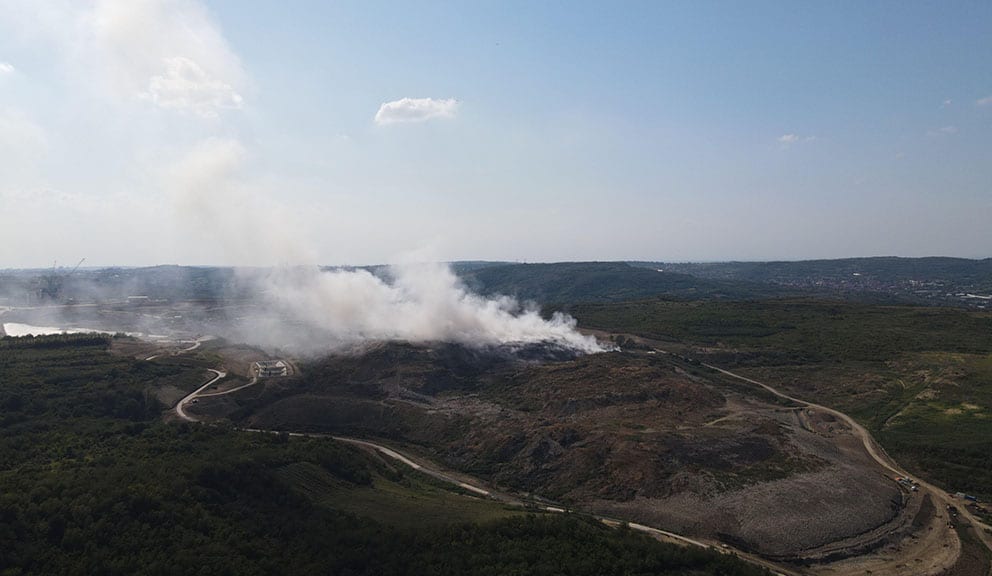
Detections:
[573, 299, 992, 362]
[0, 332, 112, 349]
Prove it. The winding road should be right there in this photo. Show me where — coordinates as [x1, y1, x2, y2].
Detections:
[174, 369, 226, 422]
[167, 345, 990, 576]
[197, 375, 258, 397]
[145, 337, 208, 361]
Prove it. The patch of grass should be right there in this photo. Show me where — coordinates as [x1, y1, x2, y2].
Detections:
[712, 452, 826, 491]
[879, 401, 992, 500]
[277, 461, 521, 528]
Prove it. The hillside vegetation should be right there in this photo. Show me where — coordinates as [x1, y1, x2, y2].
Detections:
[575, 299, 992, 362]
[462, 261, 792, 306]
[0, 335, 768, 576]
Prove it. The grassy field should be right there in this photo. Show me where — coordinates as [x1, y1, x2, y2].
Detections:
[574, 299, 992, 500]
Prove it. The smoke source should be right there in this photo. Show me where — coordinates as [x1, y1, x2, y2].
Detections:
[235, 263, 606, 355]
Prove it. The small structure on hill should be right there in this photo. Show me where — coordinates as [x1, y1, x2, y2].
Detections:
[256, 360, 289, 378]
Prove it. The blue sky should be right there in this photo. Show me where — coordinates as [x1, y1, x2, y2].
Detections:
[1, 1, 990, 267]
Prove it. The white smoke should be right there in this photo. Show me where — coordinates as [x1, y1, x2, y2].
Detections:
[166, 138, 607, 355]
[248, 263, 604, 353]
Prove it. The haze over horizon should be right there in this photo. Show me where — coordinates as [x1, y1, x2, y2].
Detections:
[2, 1, 990, 268]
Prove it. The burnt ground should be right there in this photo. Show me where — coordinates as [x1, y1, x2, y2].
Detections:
[181, 341, 930, 563]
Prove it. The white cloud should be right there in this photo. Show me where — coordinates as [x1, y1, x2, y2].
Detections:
[0, 62, 14, 74]
[777, 133, 815, 145]
[3, 0, 247, 116]
[977, 96, 992, 106]
[141, 56, 243, 117]
[375, 97, 459, 125]
[940, 99, 952, 108]
[90, 0, 247, 115]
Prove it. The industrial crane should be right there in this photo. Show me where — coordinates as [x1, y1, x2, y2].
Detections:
[39, 257, 86, 301]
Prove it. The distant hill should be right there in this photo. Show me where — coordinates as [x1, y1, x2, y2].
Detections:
[635, 257, 992, 282]
[631, 257, 992, 308]
[447, 260, 510, 274]
[6, 257, 985, 309]
[0, 265, 249, 305]
[459, 261, 794, 306]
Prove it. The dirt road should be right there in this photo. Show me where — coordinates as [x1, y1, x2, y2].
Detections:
[144, 336, 210, 361]
[197, 375, 259, 397]
[175, 369, 226, 422]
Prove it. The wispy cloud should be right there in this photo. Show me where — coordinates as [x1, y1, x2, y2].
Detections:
[977, 95, 992, 106]
[6, 1, 247, 116]
[141, 57, 243, 117]
[940, 99, 952, 109]
[0, 62, 14, 74]
[375, 97, 459, 125]
[777, 133, 816, 145]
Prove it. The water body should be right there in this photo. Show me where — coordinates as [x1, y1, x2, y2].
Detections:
[2, 323, 116, 337]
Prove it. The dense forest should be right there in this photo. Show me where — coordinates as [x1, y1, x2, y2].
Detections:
[0, 334, 768, 575]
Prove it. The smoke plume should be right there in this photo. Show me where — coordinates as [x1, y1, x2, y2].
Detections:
[236, 263, 604, 354]
[167, 138, 607, 355]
